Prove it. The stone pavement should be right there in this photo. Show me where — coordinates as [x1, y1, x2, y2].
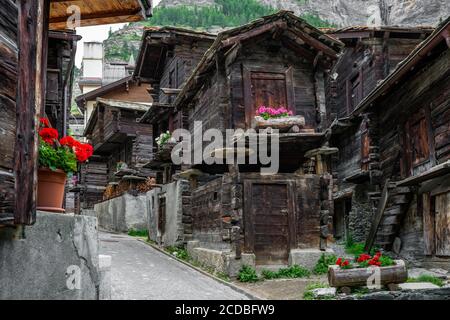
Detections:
[99, 232, 249, 300]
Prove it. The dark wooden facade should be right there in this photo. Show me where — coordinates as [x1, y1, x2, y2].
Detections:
[136, 27, 216, 182]
[79, 98, 152, 211]
[168, 12, 343, 265]
[0, 0, 151, 227]
[326, 27, 434, 242]
[329, 18, 450, 268]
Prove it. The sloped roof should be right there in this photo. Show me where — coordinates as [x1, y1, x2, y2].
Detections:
[75, 76, 133, 111]
[352, 16, 450, 116]
[173, 10, 344, 110]
[134, 26, 217, 81]
[49, 0, 153, 30]
[328, 25, 434, 40]
[84, 98, 151, 135]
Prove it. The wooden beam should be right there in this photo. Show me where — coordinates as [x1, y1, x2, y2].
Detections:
[49, 8, 142, 24]
[221, 21, 287, 48]
[14, 0, 49, 225]
[161, 88, 182, 95]
[289, 28, 339, 59]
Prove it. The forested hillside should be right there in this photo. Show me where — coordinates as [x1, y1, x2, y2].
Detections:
[141, 0, 335, 29]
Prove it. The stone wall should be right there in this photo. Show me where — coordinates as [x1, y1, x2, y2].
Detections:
[93, 193, 147, 233]
[0, 212, 101, 300]
[347, 184, 375, 242]
[147, 180, 189, 247]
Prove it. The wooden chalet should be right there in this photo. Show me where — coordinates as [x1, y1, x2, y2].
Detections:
[78, 98, 152, 212]
[0, 0, 152, 227]
[135, 27, 216, 181]
[165, 11, 345, 266]
[358, 18, 449, 267]
[325, 26, 434, 242]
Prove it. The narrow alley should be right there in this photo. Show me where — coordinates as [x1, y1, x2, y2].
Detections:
[99, 232, 249, 300]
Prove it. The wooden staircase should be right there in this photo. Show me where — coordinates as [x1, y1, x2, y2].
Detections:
[365, 180, 414, 251]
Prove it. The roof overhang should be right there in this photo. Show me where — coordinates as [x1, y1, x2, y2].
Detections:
[76, 76, 134, 111]
[352, 17, 450, 117]
[49, 0, 153, 30]
[173, 11, 344, 111]
[134, 27, 216, 81]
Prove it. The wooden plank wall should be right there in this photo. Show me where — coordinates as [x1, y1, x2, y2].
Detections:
[0, 0, 18, 224]
[230, 39, 318, 130]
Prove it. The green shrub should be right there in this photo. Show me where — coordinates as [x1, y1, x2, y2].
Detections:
[313, 254, 337, 274]
[277, 265, 311, 278]
[165, 246, 189, 261]
[407, 275, 444, 287]
[261, 269, 278, 280]
[238, 265, 259, 282]
[261, 265, 310, 279]
[127, 229, 149, 237]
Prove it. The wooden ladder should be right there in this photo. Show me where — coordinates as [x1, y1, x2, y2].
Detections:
[364, 179, 390, 252]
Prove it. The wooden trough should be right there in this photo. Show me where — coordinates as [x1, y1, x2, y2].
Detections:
[253, 115, 305, 133]
[328, 260, 408, 288]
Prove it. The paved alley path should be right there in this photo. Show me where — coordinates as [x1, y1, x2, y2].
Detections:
[99, 232, 249, 300]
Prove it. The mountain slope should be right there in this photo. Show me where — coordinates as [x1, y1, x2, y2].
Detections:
[103, 0, 450, 62]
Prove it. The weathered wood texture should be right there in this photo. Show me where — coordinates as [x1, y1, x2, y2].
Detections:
[14, 0, 47, 225]
[189, 173, 322, 259]
[328, 260, 407, 287]
[0, 0, 18, 223]
[327, 36, 425, 120]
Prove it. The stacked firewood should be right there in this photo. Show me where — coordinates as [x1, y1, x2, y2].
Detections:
[103, 177, 157, 200]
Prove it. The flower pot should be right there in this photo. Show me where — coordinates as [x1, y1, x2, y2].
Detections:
[328, 260, 407, 288]
[37, 168, 67, 213]
[253, 115, 306, 132]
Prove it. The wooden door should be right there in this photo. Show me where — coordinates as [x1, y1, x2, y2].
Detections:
[243, 67, 294, 128]
[244, 181, 295, 265]
[435, 191, 450, 256]
[158, 195, 166, 236]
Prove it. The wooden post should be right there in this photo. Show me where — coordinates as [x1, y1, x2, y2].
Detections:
[14, 0, 49, 225]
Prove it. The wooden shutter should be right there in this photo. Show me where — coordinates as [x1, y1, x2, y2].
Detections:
[243, 66, 294, 128]
[404, 108, 431, 176]
[0, 0, 48, 226]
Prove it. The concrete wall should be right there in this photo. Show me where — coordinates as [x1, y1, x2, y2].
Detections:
[147, 180, 189, 247]
[0, 212, 101, 300]
[93, 193, 147, 233]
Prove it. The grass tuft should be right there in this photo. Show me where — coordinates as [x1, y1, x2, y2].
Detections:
[407, 275, 445, 287]
[128, 229, 149, 237]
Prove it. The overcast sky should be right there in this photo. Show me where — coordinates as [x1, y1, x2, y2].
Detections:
[75, 0, 162, 67]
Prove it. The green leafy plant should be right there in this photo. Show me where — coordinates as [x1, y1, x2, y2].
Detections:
[39, 142, 77, 174]
[38, 118, 93, 175]
[313, 254, 337, 274]
[407, 275, 445, 287]
[165, 246, 189, 261]
[128, 229, 149, 237]
[155, 131, 172, 148]
[237, 265, 259, 282]
[303, 282, 331, 300]
[261, 265, 310, 279]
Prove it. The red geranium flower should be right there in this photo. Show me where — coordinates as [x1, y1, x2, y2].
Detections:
[336, 258, 342, 266]
[342, 260, 349, 266]
[40, 118, 49, 128]
[59, 136, 77, 148]
[357, 253, 372, 262]
[74, 143, 94, 163]
[39, 127, 58, 144]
